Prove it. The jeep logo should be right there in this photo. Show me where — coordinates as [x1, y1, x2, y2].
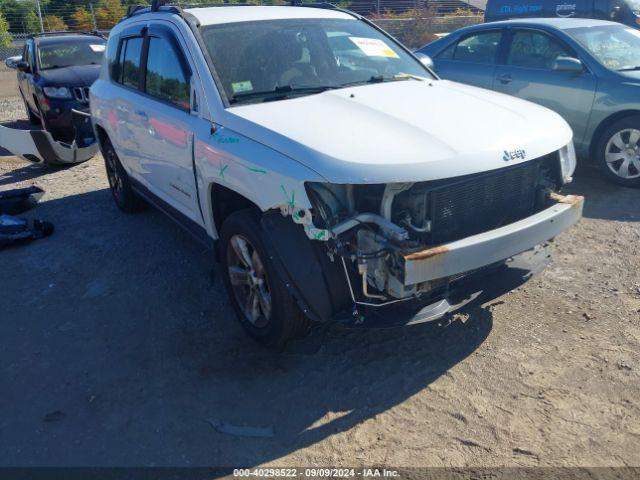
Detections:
[503, 149, 526, 161]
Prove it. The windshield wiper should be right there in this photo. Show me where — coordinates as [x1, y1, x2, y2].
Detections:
[618, 66, 640, 71]
[341, 74, 426, 88]
[230, 84, 337, 103]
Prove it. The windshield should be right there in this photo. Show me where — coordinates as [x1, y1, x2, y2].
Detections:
[566, 24, 640, 71]
[38, 39, 106, 70]
[200, 18, 432, 105]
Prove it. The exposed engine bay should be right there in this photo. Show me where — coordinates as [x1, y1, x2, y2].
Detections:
[304, 153, 567, 304]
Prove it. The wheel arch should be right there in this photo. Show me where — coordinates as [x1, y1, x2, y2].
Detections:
[208, 182, 262, 243]
[590, 110, 640, 158]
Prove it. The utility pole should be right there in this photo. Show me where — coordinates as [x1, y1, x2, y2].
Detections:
[35, 0, 44, 33]
[89, 3, 98, 31]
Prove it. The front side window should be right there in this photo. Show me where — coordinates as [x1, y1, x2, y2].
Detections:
[37, 39, 105, 71]
[566, 24, 640, 71]
[144, 36, 191, 110]
[507, 31, 572, 70]
[200, 18, 433, 105]
[438, 31, 502, 64]
[119, 37, 143, 89]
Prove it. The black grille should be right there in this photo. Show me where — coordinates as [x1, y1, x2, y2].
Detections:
[72, 87, 90, 102]
[428, 161, 542, 245]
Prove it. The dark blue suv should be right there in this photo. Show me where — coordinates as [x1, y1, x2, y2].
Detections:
[16, 32, 106, 144]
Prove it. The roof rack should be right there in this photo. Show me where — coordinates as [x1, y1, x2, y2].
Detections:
[30, 30, 106, 39]
[128, 0, 343, 14]
[126, 1, 360, 21]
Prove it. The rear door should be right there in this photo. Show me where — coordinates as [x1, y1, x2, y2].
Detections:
[110, 29, 146, 170]
[493, 28, 597, 141]
[432, 29, 505, 90]
[132, 22, 206, 222]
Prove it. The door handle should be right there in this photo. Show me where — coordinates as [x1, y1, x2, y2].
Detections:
[497, 74, 512, 85]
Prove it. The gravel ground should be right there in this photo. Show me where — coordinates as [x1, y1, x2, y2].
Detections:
[1, 93, 639, 468]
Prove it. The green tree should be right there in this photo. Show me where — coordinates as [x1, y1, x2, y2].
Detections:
[43, 14, 67, 31]
[25, 10, 42, 33]
[0, 12, 11, 47]
[95, 0, 125, 30]
[72, 6, 94, 31]
[0, 0, 35, 33]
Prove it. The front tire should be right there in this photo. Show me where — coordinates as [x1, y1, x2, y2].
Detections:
[24, 99, 39, 125]
[596, 116, 640, 187]
[220, 209, 309, 348]
[100, 135, 145, 212]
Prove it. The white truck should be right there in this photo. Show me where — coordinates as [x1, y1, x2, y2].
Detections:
[90, 2, 583, 347]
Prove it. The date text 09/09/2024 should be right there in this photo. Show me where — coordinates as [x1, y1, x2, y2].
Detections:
[233, 468, 400, 477]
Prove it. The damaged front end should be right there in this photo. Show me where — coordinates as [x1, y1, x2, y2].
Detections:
[302, 152, 583, 320]
[0, 109, 98, 164]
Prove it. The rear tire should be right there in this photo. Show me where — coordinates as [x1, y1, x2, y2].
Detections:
[220, 209, 309, 348]
[99, 135, 145, 213]
[24, 99, 39, 125]
[596, 115, 640, 187]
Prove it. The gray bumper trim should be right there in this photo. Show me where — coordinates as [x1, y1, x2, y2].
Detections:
[0, 113, 97, 164]
[402, 195, 584, 285]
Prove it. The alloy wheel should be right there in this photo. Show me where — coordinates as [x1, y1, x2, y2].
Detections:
[226, 234, 272, 328]
[605, 128, 640, 179]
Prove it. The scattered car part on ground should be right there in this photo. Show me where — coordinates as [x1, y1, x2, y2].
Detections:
[91, 2, 583, 347]
[0, 214, 54, 249]
[417, 18, 640, 187]
[0, 185, 44, 215]
[0, 110, 99, 164]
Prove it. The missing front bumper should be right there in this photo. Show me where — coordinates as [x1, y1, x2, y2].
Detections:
[401, 194, 584, 286]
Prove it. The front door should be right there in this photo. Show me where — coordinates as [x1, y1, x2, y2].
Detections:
[18, 42, 35, 111]
[133, 24, 205, 222]
[493, 28, 597, 144]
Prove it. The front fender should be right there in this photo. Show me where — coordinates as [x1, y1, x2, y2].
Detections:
[195, 126, 327, 239]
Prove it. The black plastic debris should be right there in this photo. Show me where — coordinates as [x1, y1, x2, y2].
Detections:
[206, 419, 275, 438]
[0, 214, 54, 249]
[0, 186, 45, 215]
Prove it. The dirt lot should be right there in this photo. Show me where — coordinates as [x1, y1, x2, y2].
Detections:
[1, 87, 639, 469]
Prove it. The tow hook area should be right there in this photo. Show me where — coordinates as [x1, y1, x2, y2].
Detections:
[0, 110, 98, 164]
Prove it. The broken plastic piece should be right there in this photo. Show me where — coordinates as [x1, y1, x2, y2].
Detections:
[0, 214, 54, 248]
[0, 109, 98, 164]
[207, 419, 274, 438]
[0, 186, 45, 215]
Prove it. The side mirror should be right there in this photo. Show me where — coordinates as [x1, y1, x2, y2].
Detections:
[4, 56, 22, 69]
[415, 52, 435, 70]
[16, 61, 30, 73]
[552, 56, 583, 73]
[610, 5, 621, 18]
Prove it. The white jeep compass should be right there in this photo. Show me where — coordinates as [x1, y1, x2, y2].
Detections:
[90, 2, 583, 347]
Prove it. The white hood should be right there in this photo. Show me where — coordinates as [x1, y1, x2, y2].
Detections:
[223, 79, 573, 184]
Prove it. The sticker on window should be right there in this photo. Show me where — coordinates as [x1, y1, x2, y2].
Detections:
[231, 81, 253, 94]
[348, 37, 400, 58]
[89, 44, 106, 53]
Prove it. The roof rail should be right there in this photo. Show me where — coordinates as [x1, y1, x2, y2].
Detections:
[30, 30, 106, 39]
[125, 1, 359, 20]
